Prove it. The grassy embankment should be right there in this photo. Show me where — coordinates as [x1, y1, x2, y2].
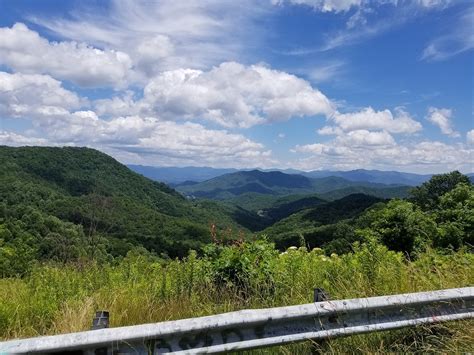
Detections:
[1, 240, 472, 354]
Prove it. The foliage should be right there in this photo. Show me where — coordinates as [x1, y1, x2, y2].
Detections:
[265, 172, 473, 255]
[409, 170, 471, 211]
[0, 146, 247, 272]
[434, 182, 474, 249]
[358, 199, 438, 255]
[202, 239, 278, 295]
[0, 241, 472, 353]
[262, 194, 384, 251]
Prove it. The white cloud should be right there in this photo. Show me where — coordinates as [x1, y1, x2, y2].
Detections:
[306, 61, 345, 82]
[337, 129, 395, 146]
[274, 0, 451, 13]
[0, 71, 83, 118]
[30, 0, 266, 78]
[0, 23, 132, 87]
[273, 0, 361, 13]
[467, 130, 474, 145]
[293, 139, 473, 173]
[421, 6, 474, 61]
[317, 125, 343, 135]
[330, 107, 422, 134]
[426, 107, 459, 137]
[11, 113, 276, 168]
[94, 91, 138, 117]
[0, 131, 49, 146]
[416, 0, 452, 8]
[141, 62, 335, 128]
[276, 0, 455, 53]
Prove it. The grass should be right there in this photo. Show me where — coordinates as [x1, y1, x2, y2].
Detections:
[0, 241, 473, 353]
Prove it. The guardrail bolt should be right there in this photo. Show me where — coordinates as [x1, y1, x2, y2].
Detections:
[314, 288, 329, 302]
[92, 310, 109, 330]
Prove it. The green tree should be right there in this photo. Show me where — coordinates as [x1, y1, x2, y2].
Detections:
[359, 200, 438, 255]
[0, 223, 37, 277]
[410, 171, 471, 211]
[434, 183, 474, 249]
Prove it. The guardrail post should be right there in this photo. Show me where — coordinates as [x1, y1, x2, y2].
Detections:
[312, 288, 330, 353]
[91, 311, 109, 355]
[314, 288, 329, 302]
[91, 310, 109, 330]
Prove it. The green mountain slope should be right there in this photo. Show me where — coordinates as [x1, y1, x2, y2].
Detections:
[261, 193, 385, 250]
[318, 185, 412, 201]
[0, 146, 243, 260]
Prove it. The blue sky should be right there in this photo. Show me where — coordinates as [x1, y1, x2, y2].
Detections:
[0, 0, 472, 173]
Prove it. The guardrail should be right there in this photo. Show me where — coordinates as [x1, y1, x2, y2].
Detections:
[1, 287, 472, 354]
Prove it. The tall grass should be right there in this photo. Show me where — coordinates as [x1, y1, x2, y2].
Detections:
[1, 241, 473, 353]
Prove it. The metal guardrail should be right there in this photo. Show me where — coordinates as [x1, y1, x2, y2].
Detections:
[1, 287, 472, 354]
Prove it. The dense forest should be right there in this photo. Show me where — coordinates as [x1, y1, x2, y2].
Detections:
[0, 146, 250, 271]
[1, 146, 473, 352]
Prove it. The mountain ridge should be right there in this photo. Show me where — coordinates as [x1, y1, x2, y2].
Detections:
[175, 169, 410, 200]
[128, 165, 471, 186]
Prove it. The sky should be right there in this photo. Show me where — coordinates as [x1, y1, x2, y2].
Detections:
[0, 0, 472, 173]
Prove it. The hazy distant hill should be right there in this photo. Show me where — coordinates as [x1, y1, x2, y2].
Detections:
[301, 169, 432, 186]
[176, 169, 409, 200]
[128, 165, 237, 184]
[129, 165, 440, 186]
[317, 185, 412, 201]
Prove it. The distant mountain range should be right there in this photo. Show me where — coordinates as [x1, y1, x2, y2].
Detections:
[127, 165, 238, 184]
[173, 169, 412, 201]
[128, 165, 468, 186]
[299, 169, 433, 186]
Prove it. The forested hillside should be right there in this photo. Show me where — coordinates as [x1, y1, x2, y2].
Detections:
[264, 171, 473, 254]
[0, 146, 245, 273]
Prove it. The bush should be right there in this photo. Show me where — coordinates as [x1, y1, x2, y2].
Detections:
[203, 238, 278, 296]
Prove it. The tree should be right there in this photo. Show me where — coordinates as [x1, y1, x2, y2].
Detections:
[360, 200, 438, 255]
[434, 183, 474, 249]
[410, 171, 471, 211]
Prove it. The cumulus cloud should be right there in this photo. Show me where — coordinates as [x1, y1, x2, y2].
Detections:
[0, 131, 49, 146]
[293, 139, 473, 173]
[94, 91, 139, 117]
[426, 107, 459, 137]
[0, 23, 132, 87]
[293, 103, 471, 172]
[325, 107, 422, 134]
[0, 71, 83, 118]
[0, 66, 277, 168]
[141, 62, 334, 128]
[337, 129, 395, 146]
[13, 113, 276, 168]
